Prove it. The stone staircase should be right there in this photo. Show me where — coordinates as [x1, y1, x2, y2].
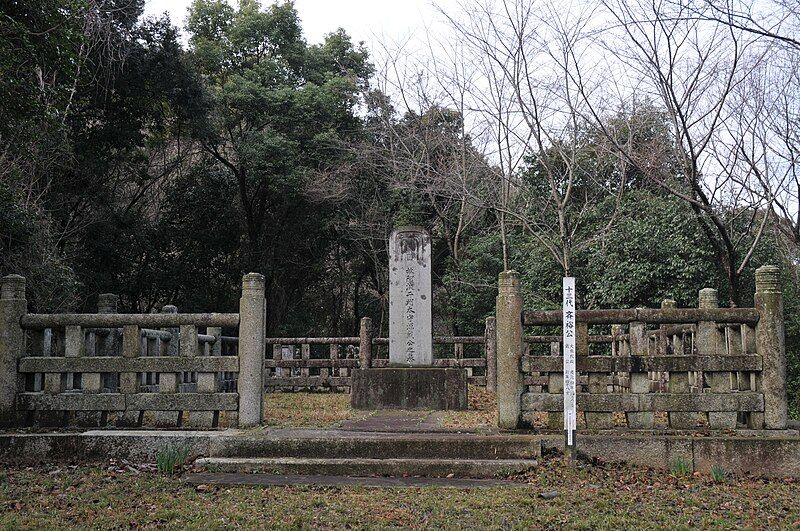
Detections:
[191, 430, 541, 479]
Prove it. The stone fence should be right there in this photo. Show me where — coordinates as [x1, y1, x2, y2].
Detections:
[1, 264, 787, 433]
[0, 273, 267, 429]
[260, 319, 498, 392]
[183, 318, 499, 393]
[495, 265, 788, 431]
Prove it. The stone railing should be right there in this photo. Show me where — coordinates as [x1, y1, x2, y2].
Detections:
[260, 317, 497, 392]
[0, 273, 268, 429]
[201, 319, 497, 393]
[495, 265, 787, 431]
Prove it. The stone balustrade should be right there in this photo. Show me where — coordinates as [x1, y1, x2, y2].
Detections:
[0, 274, 267, 429]
[495, 265, 788, 431]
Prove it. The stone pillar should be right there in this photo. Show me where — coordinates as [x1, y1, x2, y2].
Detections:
[496, 271, 523, 429]
[119, 324, 141, 426]
[485, 316, 497, 393]
[627, 319, 653, 429]
[97, 294, 119, 395]
[696, 288, 722, 429]
[755, 265, 787, 430]
[238, 273, 265, 427]
[359, 317, 372, 370]
[154, 305, 179, 427]
[0, 275, 26, 426]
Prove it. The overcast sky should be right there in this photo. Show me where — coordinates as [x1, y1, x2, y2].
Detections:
[142, 0, 455, 48]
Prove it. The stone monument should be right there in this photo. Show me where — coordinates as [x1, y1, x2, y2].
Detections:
[351, 226, 467, 410]
[389, 227, 433, 366]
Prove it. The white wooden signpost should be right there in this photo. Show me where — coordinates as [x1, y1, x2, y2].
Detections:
[563, 277, 577, 458]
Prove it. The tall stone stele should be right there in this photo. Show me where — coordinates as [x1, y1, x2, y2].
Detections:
[388, 226, 433, 366]
[351, 226, 467, 410]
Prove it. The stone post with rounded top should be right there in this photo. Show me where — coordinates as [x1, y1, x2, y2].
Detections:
[0, 275, 26, 426]
[496, 270, 523, 429]
[238, 273, 266, 427]
[755, 265, 787, 429]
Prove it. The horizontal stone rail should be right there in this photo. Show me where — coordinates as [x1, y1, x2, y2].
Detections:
[522, 307, 759, 326]
[20, 313, 239, 329]
[19, 356, 238, 372]
[521, 355, 762, 373]
[84, 327, 218, 344]
[495, 266, 788, 432]
[525, 334, 624, 344]
[17, 392, 238, 412]
[521, 392, 764, 412]
[265, 337, 359, 345]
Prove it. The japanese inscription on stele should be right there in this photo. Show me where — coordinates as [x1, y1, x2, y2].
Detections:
[388, 227, 433, 366]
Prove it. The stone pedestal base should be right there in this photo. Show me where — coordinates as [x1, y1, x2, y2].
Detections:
[351, 368, 468, 410]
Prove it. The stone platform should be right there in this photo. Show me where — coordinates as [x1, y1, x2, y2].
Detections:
[2, 424, 800, 479]
[350, 367, 468, 410]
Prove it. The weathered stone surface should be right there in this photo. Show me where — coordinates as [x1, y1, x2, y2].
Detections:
[20, 312, 239, 329]
[210, 431, 541, 459]
[522, 355, 761, 373]
[238, 273, 265, 427]
[693, 436, 800, 477]
[521, 392, 763, 412]
[359, 317, 372, 369]
[184, 473, 521, 488]
[755, 265, 787, 429]
[0, 275, 26, 426]
[16, 392, 237, 412]
[195, 456, 536, 478]
[351, 368, 467, 410]
[127, 392, 237, 411]
[484, 316, 497, 392]
[18, 356, 238, 373]
[541, 434, 694, 471]
[496, 270, 523, 429]
[388, 227, 433, 366]
[523, 307, 759, 326]
[1, 429, 799, 478]
[708, 411, 737, 430]
[17, 392, 126, 411]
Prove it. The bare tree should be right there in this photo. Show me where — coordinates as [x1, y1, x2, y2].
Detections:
[674, 0, 800, 50]
[580, 0, 771, 305]
[440, 0, 619, 276]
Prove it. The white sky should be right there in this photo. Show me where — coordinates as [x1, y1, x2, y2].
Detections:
[142, 0, 455, 49]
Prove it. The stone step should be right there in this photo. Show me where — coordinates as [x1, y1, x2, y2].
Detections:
[194, 457, 538, 479]
[184, 472, 522, 488]
[210, 433, 542, 460]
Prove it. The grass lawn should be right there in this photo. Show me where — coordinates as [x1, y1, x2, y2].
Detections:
[1, 457, 798, 529]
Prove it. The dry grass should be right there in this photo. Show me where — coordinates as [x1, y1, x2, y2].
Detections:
[441, 386, 498, 430]
[262, 387, 501, 431]
[263, 392, 366, 428]
[1, 458, 798, 529]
